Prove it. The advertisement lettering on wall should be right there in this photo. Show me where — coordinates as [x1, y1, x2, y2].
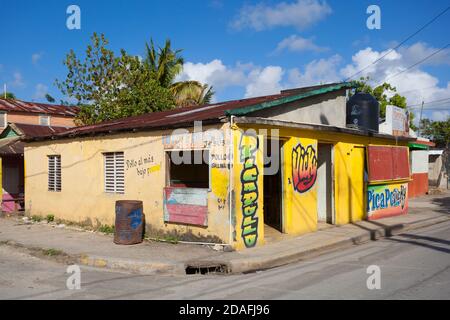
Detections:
[367, 183, 408, 220]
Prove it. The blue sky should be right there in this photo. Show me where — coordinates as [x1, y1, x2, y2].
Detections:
[1, 0, 449, 121]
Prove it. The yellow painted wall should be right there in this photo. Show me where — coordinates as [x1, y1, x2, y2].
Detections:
[24, 124, 232, 243]
[283, 137, 318, 234]
[235, 123, 409, 238]
[233, 128, 265, 249]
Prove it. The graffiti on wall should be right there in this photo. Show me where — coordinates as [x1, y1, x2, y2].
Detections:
[292, 143, 318, 193]
[239, 132, 260, 248]
[367, 183, 408, 220]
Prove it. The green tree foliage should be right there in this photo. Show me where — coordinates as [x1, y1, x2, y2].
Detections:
[45, 94, 55, 103]
[1, 92, 16, 99]
[56, 33, 175, 125]
[419, 117, 450, 148]
[144, 39, 184, 88]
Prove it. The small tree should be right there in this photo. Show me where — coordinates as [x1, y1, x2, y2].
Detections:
[1, 92, 16, 99]
[56, 33, 175, 125]
[420, 117, 450, 149]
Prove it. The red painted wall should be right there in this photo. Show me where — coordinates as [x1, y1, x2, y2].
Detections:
[408, 173, 428, 198]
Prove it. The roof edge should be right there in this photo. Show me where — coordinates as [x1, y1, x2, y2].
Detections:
[234, 116, 416, 142]
[225, 82, 354, 117]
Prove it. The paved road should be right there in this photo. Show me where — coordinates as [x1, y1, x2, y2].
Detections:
[1, 221, 449, 300]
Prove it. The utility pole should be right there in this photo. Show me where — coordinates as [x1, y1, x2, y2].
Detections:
[418, 100, 424, 137]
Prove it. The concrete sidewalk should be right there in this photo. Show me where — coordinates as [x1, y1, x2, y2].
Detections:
[0, 191, 449, 275]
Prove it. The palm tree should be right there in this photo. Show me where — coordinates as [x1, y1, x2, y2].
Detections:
[144, 39, 214, 107]
[171, 81, 214, 107]
[144, 39, 184, 88]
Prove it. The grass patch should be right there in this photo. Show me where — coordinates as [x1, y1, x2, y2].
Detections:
[31, 215, 43, 222]
[147, 234, 179, 244]
[97, 224, 115, 234]
[46, 214, 55, 223]
[42, 248, 64, 256]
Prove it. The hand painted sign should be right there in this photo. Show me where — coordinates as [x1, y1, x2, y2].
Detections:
[367, 183, 408, 220]
[163, 187, 208, 226]
[239, 132, 260, 248]
[292, 143, 318, 193]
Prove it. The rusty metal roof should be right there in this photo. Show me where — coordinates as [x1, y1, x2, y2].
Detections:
[0, 99, 79, 117]
[0, 137, 24, 155]
[10, 123, 72, 138]
[26, 82, 353, 141]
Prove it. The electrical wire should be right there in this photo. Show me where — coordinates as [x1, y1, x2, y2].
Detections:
[344, 5, 450, 81]
[379, 43, 450, 85]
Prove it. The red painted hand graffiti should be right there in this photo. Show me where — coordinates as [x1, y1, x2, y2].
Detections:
[292, 143, 318, 193]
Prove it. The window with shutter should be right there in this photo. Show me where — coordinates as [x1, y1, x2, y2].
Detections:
[104, 152, 124, 194]
[48, 155, 61, 192]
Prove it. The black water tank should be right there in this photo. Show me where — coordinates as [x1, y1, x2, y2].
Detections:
[346, 92, 379, 132]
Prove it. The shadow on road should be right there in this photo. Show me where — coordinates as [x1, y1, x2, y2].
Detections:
[431, 196, 450, 215]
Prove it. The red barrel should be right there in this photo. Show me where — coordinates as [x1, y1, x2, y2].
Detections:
[114, 200, 144, 245]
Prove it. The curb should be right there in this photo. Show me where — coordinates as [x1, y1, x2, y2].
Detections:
[224, 215, 450, 274]
[77, 255, 186, 275]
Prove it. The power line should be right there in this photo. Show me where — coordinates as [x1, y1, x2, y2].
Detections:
[379, 43, 450, 85]
[344, 5, 450, 82]
[396, 85, 437, 95]
[407, 97, 450, 108]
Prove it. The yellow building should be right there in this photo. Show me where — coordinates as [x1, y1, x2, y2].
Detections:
[24, 83, 412, 250]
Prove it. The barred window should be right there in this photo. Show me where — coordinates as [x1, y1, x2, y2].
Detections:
[104, 152, 124, 194]
[48, 155, 61, 192]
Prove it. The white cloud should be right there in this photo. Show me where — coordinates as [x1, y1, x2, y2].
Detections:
[177, 42, 449, 123]
[32, 52, 43, 65]
[287, 54, 342, 87]
[33, 83, 48, 100]
[340, 43, 450, 121]
[176, 59, 247, 90]
[399, 42, 450, 66]
[245, 66, 284, 98]
[430, 110, 450, 121]
[275, 35, 328, 53]
[231, 0, 332, 31]
[10, 72, 24, 88]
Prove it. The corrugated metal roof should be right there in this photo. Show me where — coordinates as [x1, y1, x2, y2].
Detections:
[0, 137, 24, 155]
[27, 82, 353, 141]
[10, 123, 72, 138]
[0, 99, 79, 117]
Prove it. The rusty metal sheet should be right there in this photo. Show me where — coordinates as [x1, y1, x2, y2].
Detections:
[163, 187, 208, 226]
[367, 146, 410, 182]
[0, 99, 79, 116]
[392, 146, 410, 179]
[367, 146, 394, 182]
